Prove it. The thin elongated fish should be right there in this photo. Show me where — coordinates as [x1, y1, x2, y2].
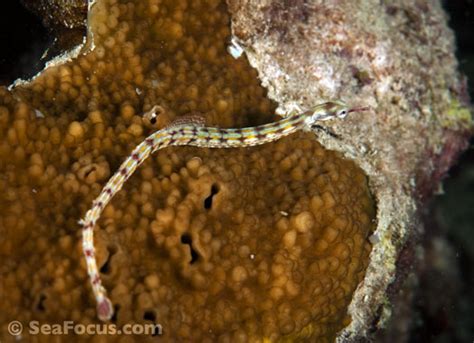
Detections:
[79, 101, 368, 321]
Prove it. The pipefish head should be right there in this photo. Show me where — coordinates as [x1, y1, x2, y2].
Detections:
[304, 100, 370, 125]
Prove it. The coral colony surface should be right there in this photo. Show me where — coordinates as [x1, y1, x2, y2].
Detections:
[0, 0, 471, 342]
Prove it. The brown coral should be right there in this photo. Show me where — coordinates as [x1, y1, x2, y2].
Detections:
[0, 0, 375, 342]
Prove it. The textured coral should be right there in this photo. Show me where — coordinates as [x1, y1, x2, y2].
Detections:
[227, 0, 473, 341]
[0, 0, 375, 342]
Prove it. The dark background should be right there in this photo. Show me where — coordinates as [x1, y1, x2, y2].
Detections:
[0, 1, 473, 342]
[0, 0, 50, 85]
[413, 1, 474, 342]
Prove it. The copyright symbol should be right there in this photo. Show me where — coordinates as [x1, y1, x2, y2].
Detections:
[8, 321, 23, 336]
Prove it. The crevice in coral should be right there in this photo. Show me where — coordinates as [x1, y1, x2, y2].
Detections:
[110, 304, 119, 323]
[36, 293, 47, 312]
[203, 183, 220, 210]
[99, 244, 117, 274]
[143, 310, 156, 321]
[180, 233, 199, 264]
[143, 310, 161, 336]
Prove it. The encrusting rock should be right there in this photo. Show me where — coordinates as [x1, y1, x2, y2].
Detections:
[227, 0, 472, 341]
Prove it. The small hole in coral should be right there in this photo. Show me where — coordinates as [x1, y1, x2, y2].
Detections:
[100, 245, 117, 274]
[110, 304, 120, 323]
[143, 310, 156, 321]
[143, 310, 161, 336]
[84, 165, 96, 178]
[36, 293, 47, 312]
[203, 183, 219, 210]
[100, 258, 111, 274]
[181, 233, 199, 264]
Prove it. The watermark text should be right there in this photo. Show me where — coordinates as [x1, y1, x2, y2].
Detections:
[7, 320, 162, 336]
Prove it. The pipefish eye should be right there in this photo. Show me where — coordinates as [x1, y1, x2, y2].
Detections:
[337, 108, 348, 118]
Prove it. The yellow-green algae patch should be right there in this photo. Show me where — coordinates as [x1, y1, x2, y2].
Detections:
[442, 98, 473, 129]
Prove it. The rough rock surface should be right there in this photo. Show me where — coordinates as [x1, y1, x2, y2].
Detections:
[227, 0, 472, 341]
